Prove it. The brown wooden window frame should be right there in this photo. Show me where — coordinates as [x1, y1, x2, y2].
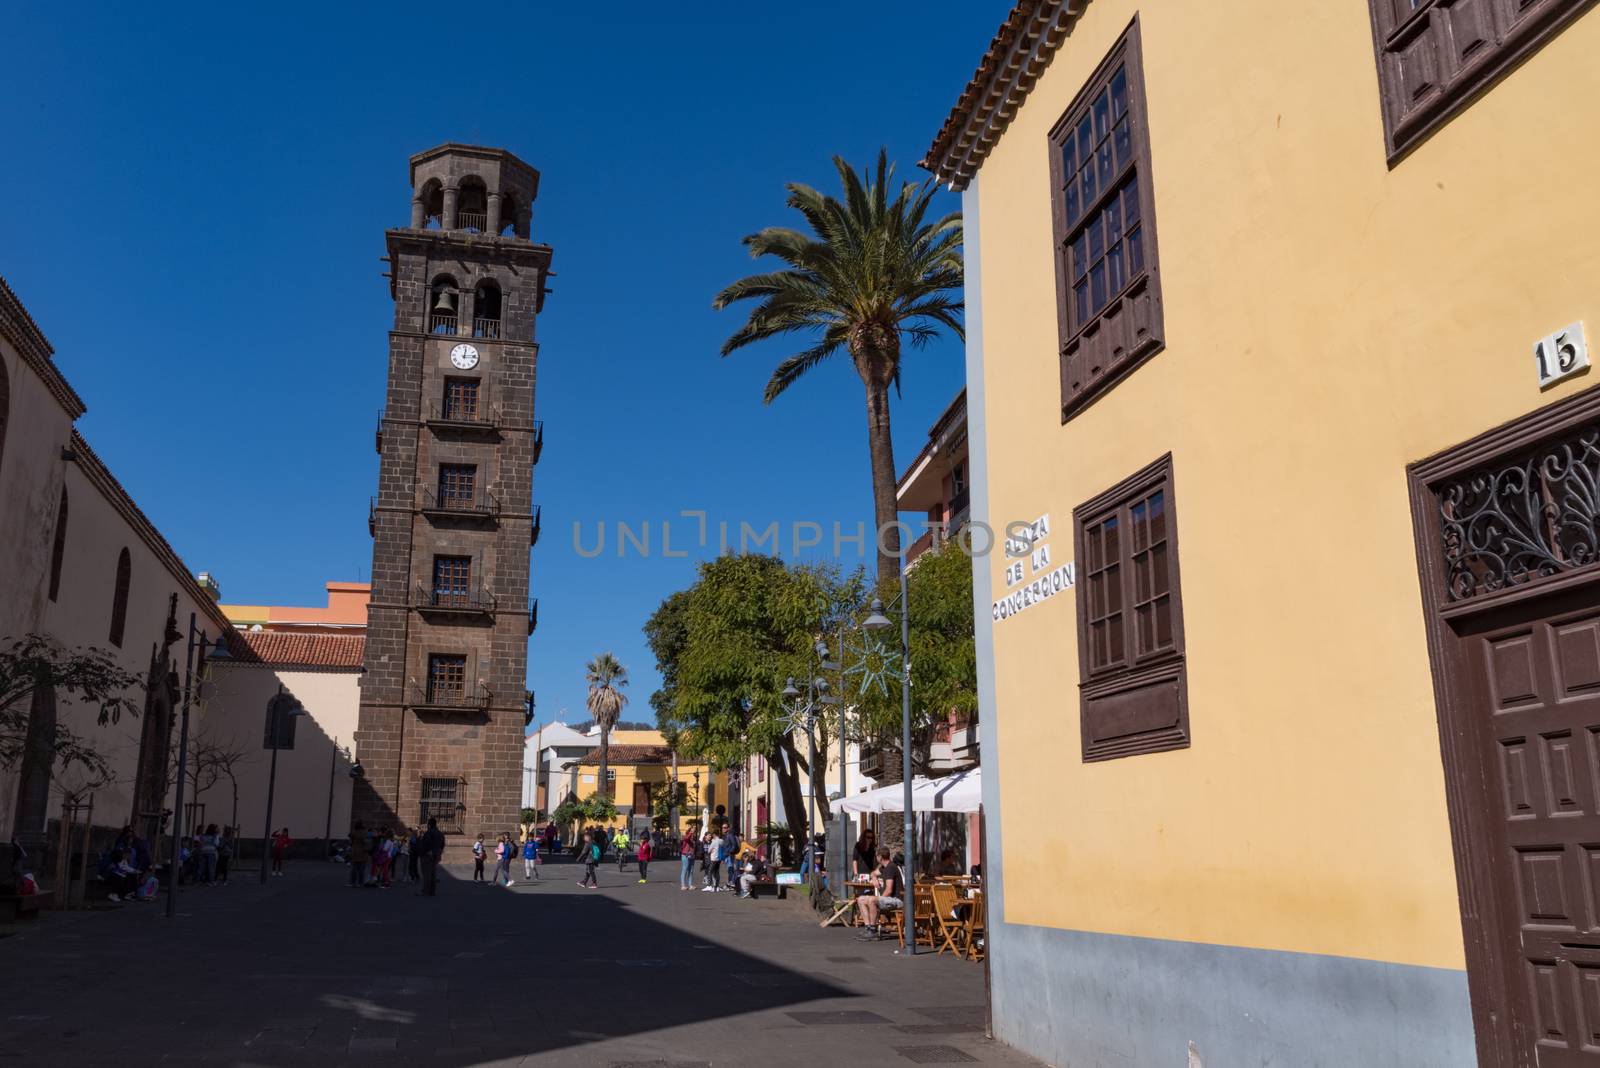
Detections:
[426, 653, 467, 702]
[1048, 15, 1165, 423]
[1072, 453, 1188, 762]
[432, 554, 472, 604]
[443, 376, 480, 421]
[1366, 0, 1592, 163]
[438, 463, 476, 506]
[109, 547, 131, 648]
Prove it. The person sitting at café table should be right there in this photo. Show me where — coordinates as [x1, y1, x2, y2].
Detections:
[854, 846, 904, 939]
[932, 848, 963, 877]
[851, 829, 876, 877]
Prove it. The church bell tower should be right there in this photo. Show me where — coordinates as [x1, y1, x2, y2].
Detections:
[355, 144, 548, 853]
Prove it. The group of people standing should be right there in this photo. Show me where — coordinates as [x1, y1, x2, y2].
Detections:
[347, 819, 446, 895]
[678, 819, 764, 895]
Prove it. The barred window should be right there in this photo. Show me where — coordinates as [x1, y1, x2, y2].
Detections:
[443, 377, 479, 421]
[421, 777, 461, 832]
[432, 556, 471, 604]
[438, 464, 476, 506]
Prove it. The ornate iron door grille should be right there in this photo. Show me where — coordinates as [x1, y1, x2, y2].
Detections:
[1437, 423, 1600, 601]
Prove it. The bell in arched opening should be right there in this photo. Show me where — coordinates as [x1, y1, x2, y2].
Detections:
[429, 280, 459, 335]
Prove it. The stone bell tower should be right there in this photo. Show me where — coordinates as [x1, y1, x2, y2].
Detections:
[355, 144, 548, 855]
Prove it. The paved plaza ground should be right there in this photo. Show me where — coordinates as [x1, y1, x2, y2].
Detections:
[0, 855, 1044, 1067]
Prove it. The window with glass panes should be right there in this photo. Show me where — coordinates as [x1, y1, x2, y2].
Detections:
[1049, 18, 1164, 420]
[1073, 454, 1187, 761]
[438, 464, 476, 507]
[427, 653, 467, 701]
[432, 556, 471, 605]
[443, 377, 480, 421]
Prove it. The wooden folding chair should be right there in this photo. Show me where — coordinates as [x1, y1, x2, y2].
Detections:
[930, 883, 965, 956]
[902, 883, 936, 949]
[964, 890, 986, 961]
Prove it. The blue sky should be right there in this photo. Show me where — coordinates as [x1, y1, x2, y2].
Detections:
[2, 2, 1003, 729]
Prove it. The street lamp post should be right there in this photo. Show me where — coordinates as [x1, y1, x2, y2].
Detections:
[168, 617, 231, 920]
[259, 686, 306, 884]
[864, 554, 916, 957]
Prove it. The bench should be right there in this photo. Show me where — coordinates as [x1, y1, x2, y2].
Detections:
[745, 878, 786, 900]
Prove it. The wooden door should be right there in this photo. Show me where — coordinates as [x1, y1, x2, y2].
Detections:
[1459, 585, 1600, 1065]
[633, 782, 652, 819]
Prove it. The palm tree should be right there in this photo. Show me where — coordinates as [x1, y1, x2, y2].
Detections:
[584, 653, 629, 800]
[714, 150, 963, 580]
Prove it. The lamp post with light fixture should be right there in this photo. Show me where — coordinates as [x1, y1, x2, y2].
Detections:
[168, 616, 232, 920]
[863, 556, 916, 957]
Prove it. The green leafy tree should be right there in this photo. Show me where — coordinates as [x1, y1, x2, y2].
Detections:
[584, 653, 629, 799]
[714, 151, 963, 580]
[853, 543, 977, 782]
[645, 554, 863, 843]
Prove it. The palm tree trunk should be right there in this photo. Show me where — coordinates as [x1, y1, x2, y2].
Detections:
[864, 378, 901, 581]
[597, 725, 610, 799]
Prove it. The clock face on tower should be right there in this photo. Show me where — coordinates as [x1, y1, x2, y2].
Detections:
[450, 343, 480, 370]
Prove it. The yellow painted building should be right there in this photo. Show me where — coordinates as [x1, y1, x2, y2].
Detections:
[573, 737, 726, 835]
[924, 2, 1600, 1065]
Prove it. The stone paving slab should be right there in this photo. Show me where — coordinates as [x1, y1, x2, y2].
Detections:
[0, 858, 1043, 1066]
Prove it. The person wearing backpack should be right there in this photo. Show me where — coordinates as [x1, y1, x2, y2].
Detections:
[522, 833, 540, 881]
[578, 829, 601, 888]
[678, 822, 698, 891]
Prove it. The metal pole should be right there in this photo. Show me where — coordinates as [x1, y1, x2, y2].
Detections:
[807, 719, 817, 875]
[899, 554, 916, 956]
[838, 622, 847, 813]
[167, 617, 199, 919]
[259, 686, 283, 885]
[670, 748, 679, 840]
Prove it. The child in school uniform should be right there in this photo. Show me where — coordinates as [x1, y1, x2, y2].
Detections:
[472, 833, 487, 882]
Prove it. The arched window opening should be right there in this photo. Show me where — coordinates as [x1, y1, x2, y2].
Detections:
[473, 280, 502, 339]
[429, 275, 460, 335]
[48, 487, 68, 602]
[418, 179, 444, 229]
[109, 547, 131, 647]
[0, 357, 10, 479]
[497, 193, 519, 238]
[457, 177, 488, 233]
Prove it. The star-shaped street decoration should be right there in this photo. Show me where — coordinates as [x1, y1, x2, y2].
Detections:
[843, 629, 903, 698]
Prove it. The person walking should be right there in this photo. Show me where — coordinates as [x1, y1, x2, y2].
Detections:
[269, 828, 292, 876]
[578, 830, 600, 888]
[678, 825, 697, 891]
[493, 832, 516, 887]
[472, 833, 487, 883]
[418, 817, 444, 897]
[636, 831, 652, 885]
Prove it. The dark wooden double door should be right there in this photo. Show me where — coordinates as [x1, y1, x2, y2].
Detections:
[1455, 581, 1600, 1065]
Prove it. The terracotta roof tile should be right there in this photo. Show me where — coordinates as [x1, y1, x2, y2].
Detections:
[921, 1, 1085, 190]
[577, 744, 674, 766]
[237, 631, 365, 669]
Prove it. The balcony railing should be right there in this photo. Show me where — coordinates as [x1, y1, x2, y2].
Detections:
[457, 211, 487, 233]
[418, 487, 500, 520]
[413, 583, 497, 616]
[368, 497, 376, 537]
[528, 597, 538, 635]
[375, 410, 385, 454]
[427, 400, 498, 430]
[530, 504, 541, 547]
[429, 313, 458, 335]
[472, 317, 501, 339]
[411, 681, 492, 714]
[531, 421, 544, 465]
